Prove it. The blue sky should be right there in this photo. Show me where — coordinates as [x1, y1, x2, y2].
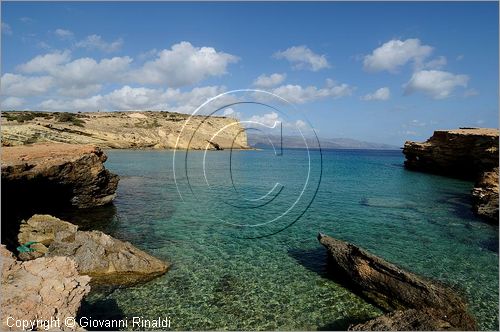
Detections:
[1, 2, 498, 145]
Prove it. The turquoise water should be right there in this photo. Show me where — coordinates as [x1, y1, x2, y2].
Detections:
[71, 149, 498, 330]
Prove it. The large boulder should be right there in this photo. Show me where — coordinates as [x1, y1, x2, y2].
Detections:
[349, 307, 476, 331]
[318, 233, 476, 330]
[1, 245, 90, 331]
[18, 215, 169, 285]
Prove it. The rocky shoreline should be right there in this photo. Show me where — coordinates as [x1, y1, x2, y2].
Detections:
[1, 143, 169, 330]
[318, 233, 476, 330]
[403, 128, 499, 222]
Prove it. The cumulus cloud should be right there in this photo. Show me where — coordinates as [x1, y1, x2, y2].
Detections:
[253, 73, 286, 88]
[362, 87, 390, 101]
[54, 28, 74, 39]
[363, 38, 433, 73]
[1, 74, 54, 97]
[404, 70, 469, 99]
[17, 51, 132, 97]
[271, 80, 353, 104]
[274, 46, 330, 71]
[76, 34, 123, 53]
[422, 56, 447, 70]
[2, 22, 12, 35]
[1, 97, 25, 109]
[37, 85, 229, 113]
[464, 88, 479, 98]
[247, 112, 281, 128]
[130, 41, 239, 87]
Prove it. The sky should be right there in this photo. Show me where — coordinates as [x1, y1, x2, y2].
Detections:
[1, 1, 498, 146]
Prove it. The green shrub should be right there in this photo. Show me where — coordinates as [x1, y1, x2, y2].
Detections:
[55, 112, 85, 127]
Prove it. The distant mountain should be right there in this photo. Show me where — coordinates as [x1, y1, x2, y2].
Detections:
[247, 134, 399, 150]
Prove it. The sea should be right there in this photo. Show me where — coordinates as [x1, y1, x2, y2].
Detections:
[64, 148, 498, 330]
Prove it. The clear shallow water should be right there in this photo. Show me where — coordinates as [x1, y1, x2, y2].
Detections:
[70, 149, 498, 330]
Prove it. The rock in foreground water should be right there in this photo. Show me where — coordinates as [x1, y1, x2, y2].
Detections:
[1, 245, 90, 331]
[317, 233, 476, 330]
[18, 214, 169, 285]
[472, 168, 499, 222]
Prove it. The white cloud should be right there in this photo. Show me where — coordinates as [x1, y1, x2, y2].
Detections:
[248, 112, 281, 128]
[18, 50, 72, 73]
[1, 74, 54, 97]
[362, 87, 390, 101]
[17, 51, 132, 97]
[54, 29, 74, 39]
[37, 85, 229, 113]
[1, 97, 25, 109]
[130, 41, 239, 87]
[271, 80, 353, 104]
[422, 56, 447, 70]
[464, 88, 479, 98]
[2, 23, 12, 35]
[404, 70, 469, 99]
[274, 46, 330, 71]
[76, 34, 123, 53]
[253, 73, 286, 88]
[363, 38, 433, 73]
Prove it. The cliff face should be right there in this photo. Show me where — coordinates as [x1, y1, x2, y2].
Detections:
[1, 111, 249, 150]
[403, 128, 498, 179]
[403, 128, 499, 222]
[1, 144, 119, 249]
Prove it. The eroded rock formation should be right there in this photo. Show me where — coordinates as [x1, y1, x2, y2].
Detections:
[2, 143, 119, 209]
[1, 245, 90, 331]
[317, 233, 476, 330]
[18, 214, 169, 285]
[403, 128, 499, 222]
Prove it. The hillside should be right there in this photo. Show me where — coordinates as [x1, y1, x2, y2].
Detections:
[1, 111, 249, 150]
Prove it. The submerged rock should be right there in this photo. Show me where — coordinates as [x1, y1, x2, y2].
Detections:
[402, 128, 499, 222]
[1, 143, 119, 209]
[317, 233, 476, 330]
[18, 214, 169, 285]
[1, 245, 90, 331]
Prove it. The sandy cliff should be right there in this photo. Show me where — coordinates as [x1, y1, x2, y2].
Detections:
[1, 111, 249, 149]
[403, 128, 499, 222]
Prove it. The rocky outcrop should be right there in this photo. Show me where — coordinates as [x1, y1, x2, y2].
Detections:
[403, 128, 498, 179]
[472, 168, 499, 221]
[1, 245, 90, 331]
[1, 111, 249, 150]
[18, 215, 169, 285]
[318, 233, 476, 330]
[2, 143, 119, 209]
[403, 128, 499, 222]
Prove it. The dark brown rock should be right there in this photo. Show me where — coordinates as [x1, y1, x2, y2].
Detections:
[18, 214, 169, 285]
[318, 233, 476, 330]
[1, 143, 119, 208]
[349, 307, 476, 331]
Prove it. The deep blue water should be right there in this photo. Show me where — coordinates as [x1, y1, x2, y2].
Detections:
[74, 149, 498, 330]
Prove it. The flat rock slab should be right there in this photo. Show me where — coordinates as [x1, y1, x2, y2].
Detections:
[1, 245, 90, 331]
[19, 214, 169, 285]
